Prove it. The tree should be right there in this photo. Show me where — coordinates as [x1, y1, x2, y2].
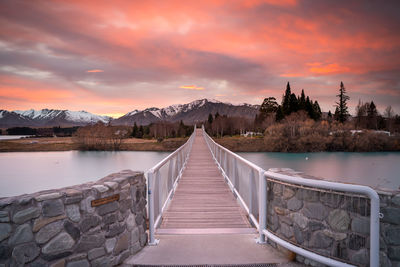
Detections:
[367, 101, 378, 129]
[260, 97, 279, 114]
[335, 81, 350, 123]
[132, 122, 138, 137]
[282, 82, 292, 115]
[384, 105, 394, 132]
[208, 113, 213, 124]
[276, 106, 284, 122]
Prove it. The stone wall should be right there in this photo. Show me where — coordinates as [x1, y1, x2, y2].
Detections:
[266, 169, 400, 267]
[0, 170, 147, 266]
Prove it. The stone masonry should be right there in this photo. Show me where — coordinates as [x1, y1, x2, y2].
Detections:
[0, 170, 147, 266]
[266, 168, 400, 267]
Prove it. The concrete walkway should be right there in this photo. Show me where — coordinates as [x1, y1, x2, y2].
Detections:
[124, 234, 292, 265]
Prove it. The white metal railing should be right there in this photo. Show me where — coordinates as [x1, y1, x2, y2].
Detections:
[201, 126, 380, 267]
[202, 125, 267, 243]
[146, 126, 196, 245]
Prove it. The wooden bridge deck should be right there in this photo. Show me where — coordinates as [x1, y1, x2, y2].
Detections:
[158, 129, 253, 233]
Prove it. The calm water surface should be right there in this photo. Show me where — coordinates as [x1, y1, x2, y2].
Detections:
[0, 151, 169, 197]
[238, 152, 400, 191]
[0, 135, 31, 140]
[1, 151, 399, 197]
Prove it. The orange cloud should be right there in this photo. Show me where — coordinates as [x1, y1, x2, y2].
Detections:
[280, 73, 303, 77]
[87, 69, 104, 73]
[180, 85, 205, 90]
[308, 63, 350, 75]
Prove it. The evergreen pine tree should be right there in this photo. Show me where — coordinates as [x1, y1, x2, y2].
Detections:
[282, 82, 292, 115]
[335, 81, 350, 123]
[132, 122, 138, 137]
[276, 106, 284, 122]
[208, 113, 213, 124]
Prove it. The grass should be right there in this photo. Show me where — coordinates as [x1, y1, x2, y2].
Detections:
[0, 137, 188, 152]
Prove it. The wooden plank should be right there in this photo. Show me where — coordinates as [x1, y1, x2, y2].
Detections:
[159, 129, 253, 231]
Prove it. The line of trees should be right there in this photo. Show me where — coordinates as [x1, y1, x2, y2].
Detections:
[131, 121, 193, 140]
[5, 126, 79, 136]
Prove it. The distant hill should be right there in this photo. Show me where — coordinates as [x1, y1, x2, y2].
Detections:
[112, 99, 259, 126]
[0, 99, 259, 128]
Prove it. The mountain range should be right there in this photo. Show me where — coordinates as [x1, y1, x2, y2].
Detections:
[0, 99, 259, 128]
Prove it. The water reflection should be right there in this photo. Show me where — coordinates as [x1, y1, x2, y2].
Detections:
[0, 151, 170, 197]
[238, 152, 400, 191]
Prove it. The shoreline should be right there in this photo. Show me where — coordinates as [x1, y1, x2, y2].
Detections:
[1, 135, 399, 153]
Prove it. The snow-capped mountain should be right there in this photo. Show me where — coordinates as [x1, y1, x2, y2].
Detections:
[1, 99, 259, 128]
[112, 99, 259, 125]
[0, 109, 111, 127]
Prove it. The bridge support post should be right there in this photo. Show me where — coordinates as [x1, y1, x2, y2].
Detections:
[257, 170, 267, 244]
[147, 171, 159, 246]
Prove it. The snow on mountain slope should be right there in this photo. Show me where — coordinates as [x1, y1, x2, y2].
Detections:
[65, 110, 110, 123]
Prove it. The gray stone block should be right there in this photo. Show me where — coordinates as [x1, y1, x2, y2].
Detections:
[350, 248, 369, 266]
[64, 220, 80, 241]
[13, 207, 40, 224]
[105, 237, 117, 253]
[389, 246, 400, 260]
[80, 196, 95, 213]
[283, 187, 295, 199]
[351, 216, 370, 235]
[103, 212, 117, 225]
[114, 231, 129, 255]
[327, 209, 350, 232]
[42, 199, 64, 217]
[42, 232, 75, 260]
[91, 256, 113, 267]
[0, 244, 12, 260]
[385, 226, 400, 245]
[97, 201, 118, 216]
[8, 223, 33, 246]
[292, 213, 308, 229]
[65, 195, 83, 205]
[392, 194, 400, 206]
[36, 220, 63, 244]
[116, 249, 130, 265]
[0, 223, 12, 242]
[35, 192, 62, 201]
[66, 259, 90, 267]
[303, 203, 328, 220]
[0, 211, 9, 223]
[88, 247, 106, 260]
[382, 207, 400, 225]
[287, 197, 302, 211]
[66, 204, 81, 222]
[309, 231, 333, 248]
[106, 222, 125, 238]
[131, 228, 139, 245]
[12, 242, 40, 264]
[33, 215, 66, 232]
[76, 234, 105, 252]
[348, 233, 366, 250]
[79, 214, 101, 233]
[126, 213, 136, 231]
[320, 193, 342, 208]
[280, 223, 294, 239]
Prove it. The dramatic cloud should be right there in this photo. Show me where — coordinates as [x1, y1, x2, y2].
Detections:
[0, 0, 399, 116]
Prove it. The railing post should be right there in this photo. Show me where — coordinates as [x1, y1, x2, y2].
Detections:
[147, 171, 159, 245]
[249, 170, 254, 213]
[257, 170, 267, 243]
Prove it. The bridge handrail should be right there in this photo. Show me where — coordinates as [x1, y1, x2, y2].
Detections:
[263, 171, 380, 267]
[201, 126, 380, 267]
[202, 126, 266, 233]
[147, 126, 196, 245]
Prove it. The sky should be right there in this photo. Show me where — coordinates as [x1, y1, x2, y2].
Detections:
[1, 0, 400, 118]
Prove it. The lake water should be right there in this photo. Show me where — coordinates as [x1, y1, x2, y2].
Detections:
[0, 135, 32, 140]
[0, 151, 399, 198]
[0, 151, 169, 197]
[238, 152, 400, 191]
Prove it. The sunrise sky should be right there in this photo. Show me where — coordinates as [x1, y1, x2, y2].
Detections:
[1, 0, 399, 118]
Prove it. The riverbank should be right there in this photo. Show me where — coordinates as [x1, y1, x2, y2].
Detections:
[0, 137, 187, 152]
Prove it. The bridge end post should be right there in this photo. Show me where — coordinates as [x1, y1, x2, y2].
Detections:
[147, 171, 159, 246]
[256, 170, 267, 244]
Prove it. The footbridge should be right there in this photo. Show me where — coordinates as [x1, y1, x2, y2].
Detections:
[125, 127, 380, 266]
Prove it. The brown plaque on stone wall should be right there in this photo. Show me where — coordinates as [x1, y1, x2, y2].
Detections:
[91, 194, 120, 207]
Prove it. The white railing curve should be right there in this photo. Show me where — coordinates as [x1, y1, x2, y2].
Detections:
[146, 126, 196, 245]
[201, 126, 380, 267]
